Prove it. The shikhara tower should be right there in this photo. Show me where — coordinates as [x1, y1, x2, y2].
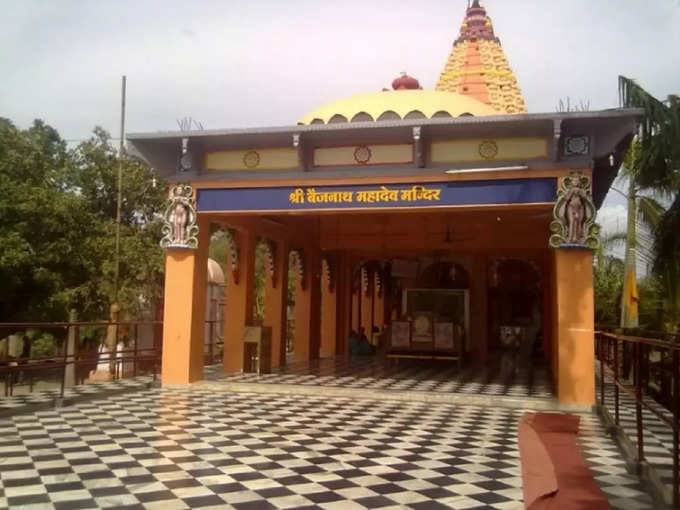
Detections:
[436, 0, 527, 114]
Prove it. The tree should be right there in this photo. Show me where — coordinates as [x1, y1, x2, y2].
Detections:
[0, 119, 166, 323]
[617, 140, 666, 328]
[66, 128, 166, 318]
[594, 234, 625, 326]
[0, 119, 102, 321]
[619, 77, 680, 331]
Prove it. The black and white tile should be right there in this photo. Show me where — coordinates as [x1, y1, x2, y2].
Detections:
[598, 373, 675, 500]
[0, 375, 154, 412]
[0, 386, 655, 509]
[208, 356, 554, 399]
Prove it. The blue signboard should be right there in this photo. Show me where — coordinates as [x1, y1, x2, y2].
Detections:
[196, 178, 556, 212]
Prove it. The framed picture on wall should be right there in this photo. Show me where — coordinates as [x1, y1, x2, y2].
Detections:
[391, 321, 410, 348]
[412, 312, 434, 343]
[434, 322, 454, 350]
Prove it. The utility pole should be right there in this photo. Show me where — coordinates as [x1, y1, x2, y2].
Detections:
[113, 75, 126, 303]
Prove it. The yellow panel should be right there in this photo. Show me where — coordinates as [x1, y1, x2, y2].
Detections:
[314, 144, 413, 167]
[430, 137, 547, 163]
[206, 148, 298, 171]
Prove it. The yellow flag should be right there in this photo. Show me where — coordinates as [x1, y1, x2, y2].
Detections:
[623, 267, 639, 325]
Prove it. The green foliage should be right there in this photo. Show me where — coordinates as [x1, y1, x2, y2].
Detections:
[637, 276, 665, 331]
[27, 330, 59, 358]
[619, 77, 680, 331]
[0, 119, 166, 322]
[208, 231, 268, 325]
[594, 249, 624, 327]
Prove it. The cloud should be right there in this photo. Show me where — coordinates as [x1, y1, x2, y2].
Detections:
[596, 204, 627, 235]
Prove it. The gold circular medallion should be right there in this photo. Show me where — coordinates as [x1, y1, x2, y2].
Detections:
[413, 315, 431, 335]
[243, 150, 261, 169]
[353, 145, 372, 165]
[478, 140, 498, 160]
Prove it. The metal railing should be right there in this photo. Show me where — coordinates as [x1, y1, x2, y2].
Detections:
[595, 330, 680, 507]
[0, 320, 164, 399]
[1, 318, 225, 401]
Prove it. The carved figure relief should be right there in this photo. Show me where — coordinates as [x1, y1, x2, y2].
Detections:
[549, 172, 599, 249]
[321, 257, 333, 292]
[160, 184, 198, 249]
[224, 229, 240, 284]
[261, 239, 276, 287]
[290, 250, 305, 289]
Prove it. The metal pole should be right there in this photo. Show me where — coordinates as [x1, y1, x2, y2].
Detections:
[209, 321, 214, 365]
[599, 336, 605, 406]
[60, 328, 68, 398]
[614, 339, 620, 425]
[133, 323, 138, 377]
[673, 349, 679, 508]
[635, 342, 644, 463]
[113, 75, 126, 302]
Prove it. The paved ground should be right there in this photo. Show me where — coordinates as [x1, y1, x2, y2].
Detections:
[209, 356, 554, 399]
[0, 375, 154, 413]
[0, 386, 656, 510]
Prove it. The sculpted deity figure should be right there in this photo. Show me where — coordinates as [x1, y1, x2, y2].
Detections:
[565, 189, 585, 243]
[171, 201, 188, 244]
[549, 172, 599, 249]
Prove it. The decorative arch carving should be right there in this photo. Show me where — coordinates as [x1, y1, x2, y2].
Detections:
[224, 229, 240, 284]
[289, 249, 305, 289]
[321, 256, 334, 292]
[360, 264, 369, 296]
[260, 239, 277, 288]
[374, 268, 383, 297]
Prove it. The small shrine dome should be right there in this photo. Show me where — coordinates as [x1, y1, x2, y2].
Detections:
[206, 258, 225, 285]
[298, 73, 498, 125]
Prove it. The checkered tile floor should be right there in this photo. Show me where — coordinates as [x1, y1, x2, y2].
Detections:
[209, 355, 554, 399]
[0, 386, 655, 509]
[598, 372, 676, 500]
[0, 375, 154, 412]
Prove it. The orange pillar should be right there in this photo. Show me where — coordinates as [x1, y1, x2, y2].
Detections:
[351, 289, 360, 332]
[264, 240, 288, 368]
[554, 248, 595, 406]
[373, 273, 385, 331]
[224, 229, 256, 373]
[361, 267, 373, 338]
[293, 246, 321, 362]
[320, 255, 337, 358]
[335, 253, 351, 356]
[161, 217, 209, 384]
[470, 256, 488, 361]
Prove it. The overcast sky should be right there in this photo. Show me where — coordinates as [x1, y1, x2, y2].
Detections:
[2, 0, 679, 241]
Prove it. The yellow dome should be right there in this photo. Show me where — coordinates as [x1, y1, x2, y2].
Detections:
[298, 90, 498, 125]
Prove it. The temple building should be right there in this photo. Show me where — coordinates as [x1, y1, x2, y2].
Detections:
[128, 1, 640, 406]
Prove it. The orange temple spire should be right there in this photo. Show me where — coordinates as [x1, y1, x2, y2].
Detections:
[436, 1, 527, 114]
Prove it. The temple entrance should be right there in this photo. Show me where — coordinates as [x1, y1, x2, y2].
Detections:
[487, 258, 544, 363]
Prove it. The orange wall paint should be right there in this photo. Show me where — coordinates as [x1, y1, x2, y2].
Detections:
[320, 277, 337, 358]
[470, 256, 488, 361]
[554, 249, 595, 406]
[373, 288, 385, 332]
[360, 271, 374, 338]
[293, 244, 322, 362]
[264, 240, 288, 368]
[224, 230, 256, 373]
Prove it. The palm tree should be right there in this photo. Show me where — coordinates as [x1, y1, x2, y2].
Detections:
[617, 141, 666, 328]
[619, 77, 680, 331]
